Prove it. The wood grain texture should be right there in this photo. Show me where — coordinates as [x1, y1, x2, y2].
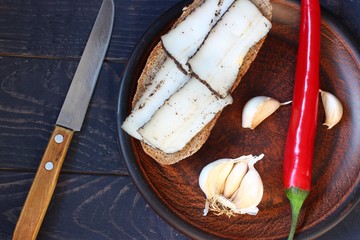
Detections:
[0, 171, 188, 240]
[320, 0, 360, 41]
[0, 0, 358, 239]
[1, 168, 356, 240]
[0, 0, 357, 61]
[0, 0, 180, 61]
[13, 126, 74, 240]
[0, 57, 124, 173]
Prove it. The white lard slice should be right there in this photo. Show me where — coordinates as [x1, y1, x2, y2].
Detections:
[122, 58, 190, 140]
[138, 78, 233, 153]
[161, 0, 235, 72]
[188, 0, 272, 98]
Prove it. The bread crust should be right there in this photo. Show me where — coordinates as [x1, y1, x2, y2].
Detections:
[132, 0, 273, 165]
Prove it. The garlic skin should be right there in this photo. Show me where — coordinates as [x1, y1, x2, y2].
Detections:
[320, 90, 343, 129]
[199, 154, 264, 217]
[242, 96, 290, 130]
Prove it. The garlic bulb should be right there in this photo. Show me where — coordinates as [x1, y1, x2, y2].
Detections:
[199, 154, 264, 217]
[320, 90, 343, 129]
[242, 96, 291, 130]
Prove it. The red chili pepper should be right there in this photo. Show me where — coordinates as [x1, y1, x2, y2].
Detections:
[283, 0, 321, 239]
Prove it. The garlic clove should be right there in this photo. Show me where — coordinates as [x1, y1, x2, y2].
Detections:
[232, 155, 264, 210]
[199, 159, 234, 199]
[242, 96, 281, 130]
[199, 162, 219, 199]
[223, 161, 248, 198]
[199, 163, 215, 199]
[320, 90, 343, 129]
[233, 168, 263, 209]
[215, 162, 235, 195]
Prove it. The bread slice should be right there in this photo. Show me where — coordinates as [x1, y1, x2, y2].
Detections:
[131, 0, 273, 165]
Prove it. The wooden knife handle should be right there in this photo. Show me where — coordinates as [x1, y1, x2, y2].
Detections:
[13, 126, 74, 240]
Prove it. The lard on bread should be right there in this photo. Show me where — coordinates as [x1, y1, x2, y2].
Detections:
[122, 0, 273, 164]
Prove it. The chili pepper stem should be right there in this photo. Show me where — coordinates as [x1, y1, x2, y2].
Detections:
[285, 187, 309, 240]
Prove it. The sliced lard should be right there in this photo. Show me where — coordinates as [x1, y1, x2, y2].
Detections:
[161, 0, 235, 72]
[122, 58, 190, 140]
[138, 78, 233, 153]
[188, 0, 272, 98]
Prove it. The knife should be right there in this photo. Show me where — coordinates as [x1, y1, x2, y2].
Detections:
[12, 0, 114, 239]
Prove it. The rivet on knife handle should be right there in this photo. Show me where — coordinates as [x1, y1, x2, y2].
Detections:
[12, 0, 114, 239]
[13, 126, 74, 240]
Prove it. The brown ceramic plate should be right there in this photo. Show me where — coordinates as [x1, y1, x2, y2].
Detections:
[117, 0, 360, 239]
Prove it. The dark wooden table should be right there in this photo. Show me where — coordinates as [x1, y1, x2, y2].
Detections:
[0, 0, 359, 239]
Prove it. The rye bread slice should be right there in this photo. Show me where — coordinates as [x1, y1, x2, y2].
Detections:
[131, 0, 273, 165]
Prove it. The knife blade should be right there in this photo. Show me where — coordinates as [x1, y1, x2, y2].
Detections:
[12, 1, 114, 239]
